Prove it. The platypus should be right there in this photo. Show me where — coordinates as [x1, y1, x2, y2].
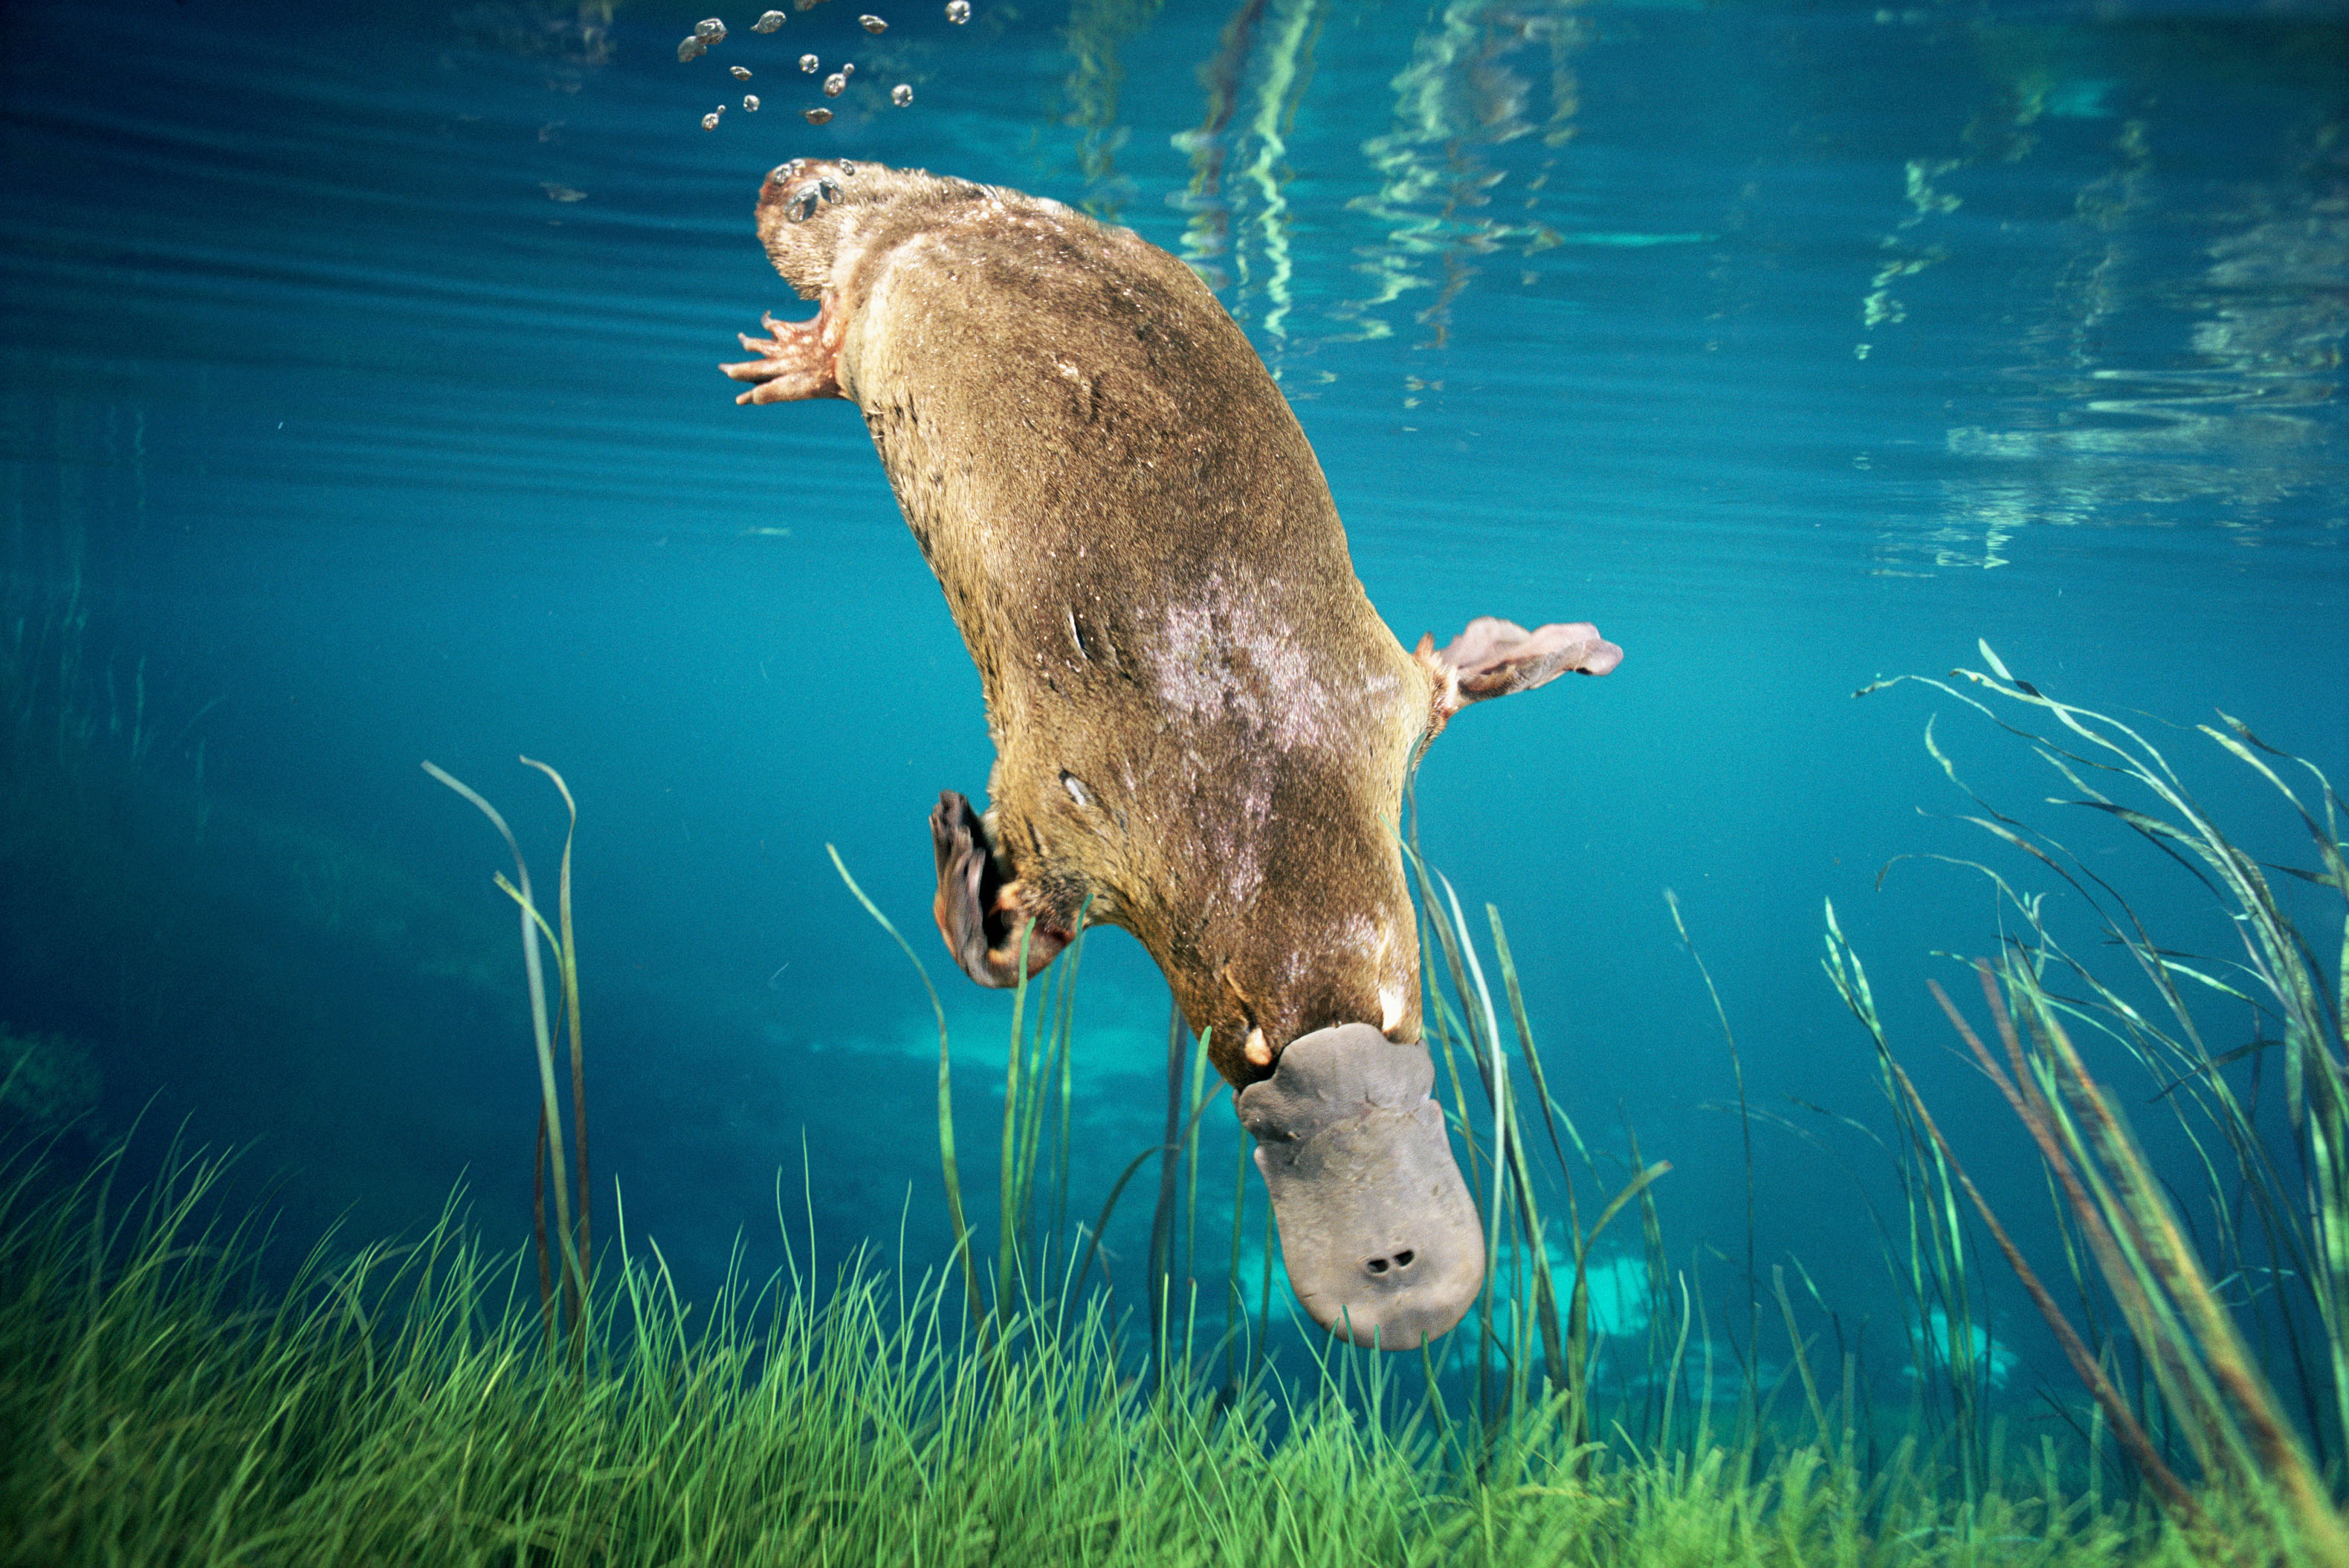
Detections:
[723, 158, 1621, 1350]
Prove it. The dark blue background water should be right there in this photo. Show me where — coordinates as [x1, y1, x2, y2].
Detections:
[4, 0, 2344, 1410]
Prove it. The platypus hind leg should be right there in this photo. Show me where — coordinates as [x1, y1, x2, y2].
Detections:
[928, 790, 1070, 987]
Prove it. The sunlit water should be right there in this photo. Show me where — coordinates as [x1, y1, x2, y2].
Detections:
[4, 0, 2345, 1413]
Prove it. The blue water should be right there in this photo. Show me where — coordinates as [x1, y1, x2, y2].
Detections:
[4, 0, 2345, 1416]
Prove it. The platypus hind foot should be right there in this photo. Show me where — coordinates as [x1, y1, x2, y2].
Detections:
[928, 789, 1070, 987]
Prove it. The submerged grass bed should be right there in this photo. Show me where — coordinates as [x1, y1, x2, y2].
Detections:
[4, 647, 2346, 1564]
[0, 1143, 2244, 1568]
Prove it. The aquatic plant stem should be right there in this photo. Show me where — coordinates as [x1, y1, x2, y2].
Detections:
[1986, 961, 2345, 1557]
[1149, 997, 1186, 1370]
[521, 757, 589, 1358]
[1903, 973, 2199, 1522]
[827, 845, 985, 1326]
[1001, 919, 1035, 1310]
[1667, 887, 1758, 1413]
[423, 760, 588, 1349]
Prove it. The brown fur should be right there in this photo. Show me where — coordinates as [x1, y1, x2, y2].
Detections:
[726, 159, 1616, 1087]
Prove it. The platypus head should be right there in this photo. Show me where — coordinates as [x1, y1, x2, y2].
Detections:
[1235, 1023, 1484, 1349]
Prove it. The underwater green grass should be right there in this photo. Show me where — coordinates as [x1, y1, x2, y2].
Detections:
[4, 644, 2347, 1564]
[0, 1136, 2249, 1567]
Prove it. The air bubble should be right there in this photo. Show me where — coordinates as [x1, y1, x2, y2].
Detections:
[891, 83, 912, 106]
[743, 94, 760, 111]
[822, 71, 845, 96]
[818, 178, 841, 202]
[788, 189, 820, 221]
[860, 13, 887, 31]
[702, 110, 723, 129]
[946, 0, 969, 20]
[695, 17, 726, 40]
[678, 35, 706, 62]
[752, 9, 787, 29]
[731, 65, 752, 79]
[804, 106, 833, 124]
[801, 53, 820, 71]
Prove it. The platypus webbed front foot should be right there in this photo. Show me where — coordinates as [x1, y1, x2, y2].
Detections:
[928, 789, 1069, 988]
[722, 303, 847, 404]
[1237, 1023, 1484, 1350]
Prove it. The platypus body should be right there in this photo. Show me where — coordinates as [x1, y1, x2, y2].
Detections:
[725, 158, 1620, 1349]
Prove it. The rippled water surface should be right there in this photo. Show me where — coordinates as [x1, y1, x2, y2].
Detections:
[4, 0, 2345, 1402]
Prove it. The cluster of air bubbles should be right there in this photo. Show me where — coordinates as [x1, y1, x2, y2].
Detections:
[681, 8, 951, 126]
[679, 16, 727, 61]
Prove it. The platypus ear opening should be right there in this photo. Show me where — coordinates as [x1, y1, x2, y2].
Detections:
[929, 790, 1069, 988]
[1418, 615, 1623, 715]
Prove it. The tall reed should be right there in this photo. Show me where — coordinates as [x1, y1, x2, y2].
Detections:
[425, 757, 591, 1361]
[1841, 642, 2349, 1558]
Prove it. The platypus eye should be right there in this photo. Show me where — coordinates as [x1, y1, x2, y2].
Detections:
[787, 188, 820, 224]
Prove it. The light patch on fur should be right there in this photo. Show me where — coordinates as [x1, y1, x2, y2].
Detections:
[1151, 576, 1400, 754]
[827, 212, 883, 306]
[842, 230, 928, 401]
[1213, 773, 1270, 913]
